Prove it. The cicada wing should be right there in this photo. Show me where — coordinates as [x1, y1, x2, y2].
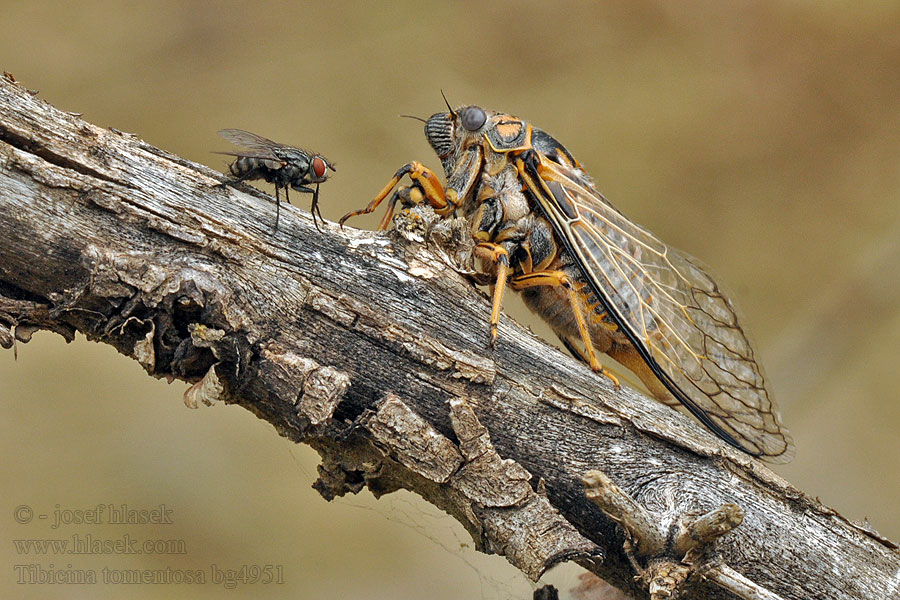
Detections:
[528, 155, 794, 462]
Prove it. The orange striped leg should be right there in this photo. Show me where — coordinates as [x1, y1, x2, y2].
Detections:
[472, 242, 509, 346]
[510, 270, 620, 387]
[339, 162, 448, 230]
[376, 186, 424, 231]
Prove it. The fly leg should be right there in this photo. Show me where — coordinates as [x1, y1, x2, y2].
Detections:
[215, 168, 288, 230]
[510, 270, 620, 387]
[310, 184, 324, 232]
[276, 186, 285, 230]
[273, 185, 302, 230]
[290, 183, 322, 232]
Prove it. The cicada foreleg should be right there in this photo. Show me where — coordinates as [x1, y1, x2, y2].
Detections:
[339, 161, 450, 230]
[378, 186, 422, 231]
[509, 270, 620, 388]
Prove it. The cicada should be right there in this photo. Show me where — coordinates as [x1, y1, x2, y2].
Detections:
[341, 102, 794, 462]
[216, 129, 335, 230]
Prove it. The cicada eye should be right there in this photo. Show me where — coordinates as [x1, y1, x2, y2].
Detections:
[461, 106, 487, 131]
[311, 157, 327, 179]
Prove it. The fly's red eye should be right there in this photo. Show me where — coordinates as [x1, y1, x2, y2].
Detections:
[312, 157, 327, 178]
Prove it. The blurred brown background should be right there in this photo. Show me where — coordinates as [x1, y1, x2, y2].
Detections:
[1, 2, 898, 598]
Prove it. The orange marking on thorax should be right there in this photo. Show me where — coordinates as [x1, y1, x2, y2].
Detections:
[495, 122, 523, 140]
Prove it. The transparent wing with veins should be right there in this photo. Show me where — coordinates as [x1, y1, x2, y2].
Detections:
[217, 129, 318, 166]
[533, 156, 794, 462]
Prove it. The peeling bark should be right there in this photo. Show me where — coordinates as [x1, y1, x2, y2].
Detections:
[1, 75, 898, 599]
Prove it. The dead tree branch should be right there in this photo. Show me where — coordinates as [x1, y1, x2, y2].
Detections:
[1, 76, 897, 600]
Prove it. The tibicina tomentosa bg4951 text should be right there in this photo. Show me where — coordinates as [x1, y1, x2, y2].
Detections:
[340, 102, 794, 462]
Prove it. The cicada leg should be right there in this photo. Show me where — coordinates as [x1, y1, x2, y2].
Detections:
[509, 270, 620, 388]
[377, 186, 421, 231]
[472, 242, 510, 346]
[339, 161, 450, 230]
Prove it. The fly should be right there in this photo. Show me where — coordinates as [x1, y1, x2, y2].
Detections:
[216, 129, 335, 230]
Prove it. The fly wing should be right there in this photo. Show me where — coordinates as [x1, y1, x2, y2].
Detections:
[212, 150, 285, 163]
[218, 129, 330, 170]
[523, 153, 794, 462]
[217, 129, 286, 160]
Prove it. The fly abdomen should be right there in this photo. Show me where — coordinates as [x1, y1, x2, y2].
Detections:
[230, 157, 263, 177]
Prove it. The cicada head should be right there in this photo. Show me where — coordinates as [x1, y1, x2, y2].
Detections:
[424, 111, 455, 159]
[425, 103, 491, 154]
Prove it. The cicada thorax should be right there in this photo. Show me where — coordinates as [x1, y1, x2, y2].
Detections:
[467, 159, 629, 362]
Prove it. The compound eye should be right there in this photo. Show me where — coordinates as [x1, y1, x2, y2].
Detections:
[312, 157, 327, 179]
[461, 106, 487, 131]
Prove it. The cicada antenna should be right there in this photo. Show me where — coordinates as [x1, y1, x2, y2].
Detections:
[440, 89, 456, 118]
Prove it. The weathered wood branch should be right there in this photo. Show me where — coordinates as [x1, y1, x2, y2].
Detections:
[1, 76, 897, 600]
[583, 470, 780, 600]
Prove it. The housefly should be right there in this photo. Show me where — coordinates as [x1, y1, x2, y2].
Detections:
[216, 129, 335, 230]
